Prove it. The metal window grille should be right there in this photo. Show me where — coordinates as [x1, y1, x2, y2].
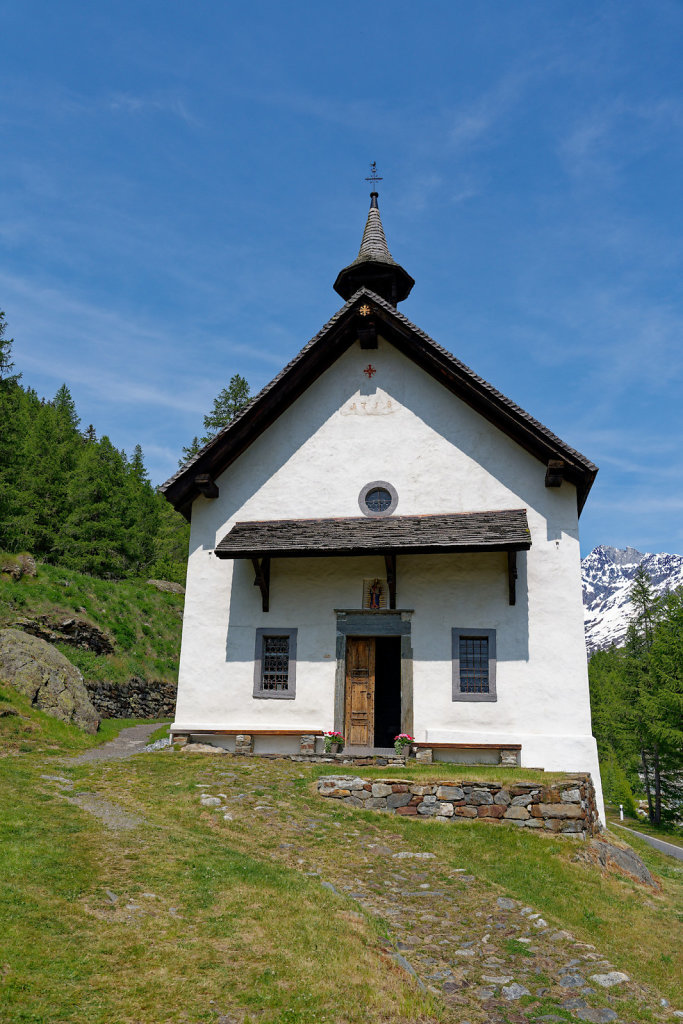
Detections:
[459, 636, 489, 693]
[365, 487, 392, 513]
[261, 635, 290, 691]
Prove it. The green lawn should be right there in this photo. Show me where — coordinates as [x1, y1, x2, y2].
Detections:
[0, 707, 681, 1023]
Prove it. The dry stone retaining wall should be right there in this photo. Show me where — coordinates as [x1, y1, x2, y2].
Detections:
[317, 774, 599, 835]
[86, 677, 176, 719]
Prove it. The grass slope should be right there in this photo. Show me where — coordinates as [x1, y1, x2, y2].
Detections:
[0, 559, 183, 687]
[0, 705, 681, 1024]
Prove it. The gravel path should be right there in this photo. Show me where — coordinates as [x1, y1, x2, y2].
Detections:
[611, 822, 683, 862]
[68, 722, 162, 764]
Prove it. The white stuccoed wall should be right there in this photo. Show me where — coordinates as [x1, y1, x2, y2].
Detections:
[175, 334, 604, 822]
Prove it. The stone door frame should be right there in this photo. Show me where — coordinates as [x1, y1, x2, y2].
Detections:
[333, 610, 413, 739]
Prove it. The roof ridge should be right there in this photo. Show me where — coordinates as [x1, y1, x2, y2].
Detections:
[161, 286, 597, 511]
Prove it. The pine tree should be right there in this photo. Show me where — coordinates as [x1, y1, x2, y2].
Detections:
[181, 435, 201, 464]
[0, 311, 19, 386]
[622, 567, 666, 823]
[180, 374, 250, 465]
[202, 374, 250, 436]
[647, 590, 683, 822]
[58, 436, 131, 577]
[123, 444, 161, 573]
[12, 386, 83, 559]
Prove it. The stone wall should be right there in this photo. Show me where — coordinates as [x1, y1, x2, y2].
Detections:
[317, 774, 599, 835]
[86, 677, 176, 719]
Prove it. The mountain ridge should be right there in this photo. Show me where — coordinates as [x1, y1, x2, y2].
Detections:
[582, 544, 683, 653]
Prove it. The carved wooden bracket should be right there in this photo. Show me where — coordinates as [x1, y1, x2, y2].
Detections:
[507, 550, 518, 606]
[251, 556, 270, 612]
[195, 474, 219, 499]
[545, 459, 565, 488]
[384, 553, 397, 610]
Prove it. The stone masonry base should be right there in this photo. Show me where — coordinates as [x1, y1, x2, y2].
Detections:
[317, 774, 600, 836]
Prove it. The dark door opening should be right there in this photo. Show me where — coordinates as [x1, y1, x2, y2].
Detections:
[374, 635, 402, 748]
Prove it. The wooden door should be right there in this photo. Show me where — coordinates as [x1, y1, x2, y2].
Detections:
[345, 637, 375, 747]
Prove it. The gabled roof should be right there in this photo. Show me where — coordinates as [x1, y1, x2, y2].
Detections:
[215, 509, 532, 559]
[161, 288, 597, 518]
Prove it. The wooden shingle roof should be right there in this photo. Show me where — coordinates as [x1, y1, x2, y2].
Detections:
[161, 288, 597, 519]
[214, 509, 531, 559]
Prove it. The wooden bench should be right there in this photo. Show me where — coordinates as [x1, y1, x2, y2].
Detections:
[170, 728, 325, 754]
[412, 742, 522, 766]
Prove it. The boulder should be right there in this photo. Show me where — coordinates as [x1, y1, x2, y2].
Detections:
[12, 615, 115, 655]
[1, 552, 37, 580]
[146, 579, 185, 595]
[585, 839, 657, 888]
[0, 628, 99, 733]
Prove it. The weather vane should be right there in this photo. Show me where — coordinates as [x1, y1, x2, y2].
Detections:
[365, 161, 383, 184]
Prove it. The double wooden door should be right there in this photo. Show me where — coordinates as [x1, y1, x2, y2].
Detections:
[345, 637, 375, 747]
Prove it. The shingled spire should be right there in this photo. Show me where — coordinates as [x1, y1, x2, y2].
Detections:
[334, 192, 415, 306]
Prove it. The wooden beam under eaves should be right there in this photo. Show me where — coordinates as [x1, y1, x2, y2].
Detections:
[195, 474, 219, 499]
[384, 553, 396, 609]
[251, 556, 270, 612]
[507, 550, 518, 606]
[545, 460, 565, 488]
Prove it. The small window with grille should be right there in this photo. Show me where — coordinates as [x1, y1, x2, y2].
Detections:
[253, 628, 297, 699]
[459, 636, 489, 693]
[261, 635, 290, 691]
[452, 628, 496, 702]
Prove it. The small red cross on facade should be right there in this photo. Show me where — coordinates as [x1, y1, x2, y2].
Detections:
[363, 364, 376, 379]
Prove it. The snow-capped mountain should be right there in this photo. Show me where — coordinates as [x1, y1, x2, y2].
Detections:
[582, 545, 683, 654]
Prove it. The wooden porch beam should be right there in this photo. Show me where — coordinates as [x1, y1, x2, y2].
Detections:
[384, 553, 396, 609]
[251, 556, 270, 612]
[507, 550, 517, 606]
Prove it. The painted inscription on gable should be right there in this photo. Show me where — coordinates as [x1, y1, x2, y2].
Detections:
[340, 389, 396, 416]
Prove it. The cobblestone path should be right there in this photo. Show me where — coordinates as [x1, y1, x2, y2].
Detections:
[184, 755, 678, 1024]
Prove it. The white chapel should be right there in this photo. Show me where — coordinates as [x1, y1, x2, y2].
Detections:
[162, 190, 603, 820]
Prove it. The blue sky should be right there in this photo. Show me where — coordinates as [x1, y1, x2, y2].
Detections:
[2, 1, 682, 555]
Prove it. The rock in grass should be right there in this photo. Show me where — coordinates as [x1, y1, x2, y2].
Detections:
[0, 628, 99, 733]
[590, 972, 629, 987]
[585, 839, 657, 888]
[575, 1010, 618, 1023]
[146, 579, 185, 594]
[502, 983, 530, 1000]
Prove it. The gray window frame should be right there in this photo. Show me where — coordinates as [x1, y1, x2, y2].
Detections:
[253, 627, 298, 699]
[358, 480, 399, 518]
[451, 628, 497, 702]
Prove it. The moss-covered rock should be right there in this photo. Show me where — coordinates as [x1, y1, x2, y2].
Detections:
[0, 628, 99, 733]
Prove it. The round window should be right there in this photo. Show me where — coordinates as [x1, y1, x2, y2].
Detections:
[365, 487, 392, 513]
[358, 480, 398, 518]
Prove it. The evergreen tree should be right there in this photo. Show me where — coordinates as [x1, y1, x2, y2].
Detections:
[149, 493, 191, 584]
[12, 386, 83, 559]
[180, 374, 251, 465]
[58, 436, 131, 577]
[647, 591, 683, 821]
[123, 444, 161, 573]
[0, 311, 19, 386]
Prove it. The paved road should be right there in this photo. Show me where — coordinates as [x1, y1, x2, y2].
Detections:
[611, 821, 683, 861]
[68, 722, 162, 765]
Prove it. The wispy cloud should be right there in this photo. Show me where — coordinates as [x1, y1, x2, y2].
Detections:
[107, 92, 198, 126]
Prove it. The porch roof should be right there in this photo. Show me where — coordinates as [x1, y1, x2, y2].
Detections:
[214, 508, 531, 559]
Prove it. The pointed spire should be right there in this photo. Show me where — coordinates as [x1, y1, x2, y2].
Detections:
[334, 192, 415, 305]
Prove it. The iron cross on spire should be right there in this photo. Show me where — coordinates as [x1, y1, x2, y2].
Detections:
[365, 161, 383, 184]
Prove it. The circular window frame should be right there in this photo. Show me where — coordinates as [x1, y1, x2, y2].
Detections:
[358, 480, 399, 519]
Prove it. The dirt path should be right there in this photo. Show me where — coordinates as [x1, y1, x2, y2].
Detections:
[68, 722, 161, 764]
